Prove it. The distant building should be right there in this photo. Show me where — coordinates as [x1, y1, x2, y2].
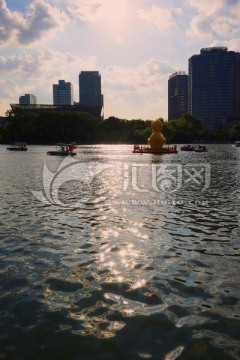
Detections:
[11, 73, 104, 118]
[79, 71, 103, 107]
[19, 94, 37, 105]
[168, 71, 188, 120]
[53, 80, 73, 105]
[188, 47, 240, 130]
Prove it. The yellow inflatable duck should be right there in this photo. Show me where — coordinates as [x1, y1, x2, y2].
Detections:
[148, 119, 166, 149]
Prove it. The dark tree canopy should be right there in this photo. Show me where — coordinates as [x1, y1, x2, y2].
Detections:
[0, 109, 236, 144]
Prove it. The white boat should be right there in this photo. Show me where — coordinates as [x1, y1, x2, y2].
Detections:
[7, 142, 28, 151]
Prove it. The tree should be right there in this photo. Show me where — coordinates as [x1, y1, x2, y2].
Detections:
[181, 113, 204, 132]
[230, 123, 240, 141]
[162, 121, 175, 143]
[134, 126, 152, 144]
[169, 118, 192, 142]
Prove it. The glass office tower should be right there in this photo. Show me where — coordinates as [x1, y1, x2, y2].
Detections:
[168, 71, 188, 120]
[188, 47, 240, 130]
[53, 80, 73, 105]
[79, 71, 103, 106]
[19, 94, 37, 105]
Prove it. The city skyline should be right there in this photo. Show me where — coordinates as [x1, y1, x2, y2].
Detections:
[0, 0, 240, 120]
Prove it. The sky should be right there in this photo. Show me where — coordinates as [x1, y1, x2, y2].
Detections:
[0, 0, 240, 120]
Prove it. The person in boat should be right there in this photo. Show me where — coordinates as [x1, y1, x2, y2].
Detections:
[68, 145, 74, 152]
[61, 146, 65, 151]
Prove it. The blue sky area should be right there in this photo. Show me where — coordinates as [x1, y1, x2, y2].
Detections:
[0, 0, 239, 120]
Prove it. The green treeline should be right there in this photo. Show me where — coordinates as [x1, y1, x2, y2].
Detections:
[0, 108, 152, 144]
[0, 108, 239, 144]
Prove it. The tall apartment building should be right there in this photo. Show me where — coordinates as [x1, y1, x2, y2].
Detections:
[19, 94, 37, 105]
[79, 71, 103, 107]
[53, 80, 73, 105]
[188, 47, 240, 130]
[168, 71, 188, 120]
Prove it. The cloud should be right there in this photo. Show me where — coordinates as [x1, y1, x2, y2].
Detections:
[0, 53, 40, 74]
[186, 15, 212, 39]
[227, 38, 240, 51]
[186, 0, 240, 38]
[137, 5, 183, 30]
[102, 59, 177, 119]
[0, 0, 69, 48]
[0, 78, 22, 98]
[103, 59, 175, 94]
[0, 0, 23, 45]
[18, 1, 69, 44]
[187, 0, 223, 14]
[66, 0, 102, 22]
[210, 38, 240, 52]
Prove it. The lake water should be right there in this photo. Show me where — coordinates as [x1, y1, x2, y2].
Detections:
[0, 144, 240, 360]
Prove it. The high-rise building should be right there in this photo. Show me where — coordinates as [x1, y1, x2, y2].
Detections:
[53, 80, 73, 105]
[188, 47, 240, 130]
[19, 94, 37, 105]
[79, 71, 103, 107]
[168, 71, 188, 120]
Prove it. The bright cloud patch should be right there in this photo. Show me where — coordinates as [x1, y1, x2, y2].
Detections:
[137, 6, 182, 30]
[103, 59, 175, 94]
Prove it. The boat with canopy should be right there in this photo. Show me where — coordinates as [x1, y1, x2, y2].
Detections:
[47, 143, 77, 156]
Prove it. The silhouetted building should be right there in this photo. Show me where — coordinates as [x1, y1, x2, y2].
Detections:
[168, 71, 188, 120]
[19, 94, 37, 105]
[188, 47, 240, 130]
[12, 73, 104, 118]
[53, 80, 73, 105]
[79, 71, 103, 107]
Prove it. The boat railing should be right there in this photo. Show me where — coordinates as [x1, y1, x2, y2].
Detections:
[133, 144, 178, 154]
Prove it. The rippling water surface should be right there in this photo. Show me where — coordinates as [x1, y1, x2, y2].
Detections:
[0, 144, 240, 360]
